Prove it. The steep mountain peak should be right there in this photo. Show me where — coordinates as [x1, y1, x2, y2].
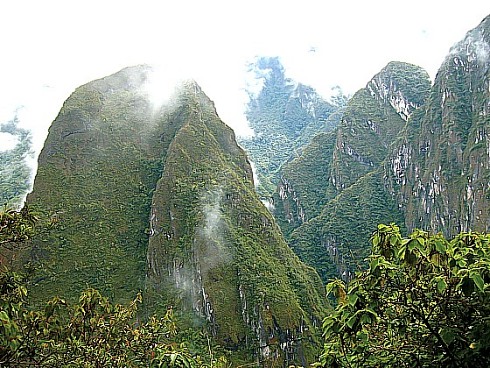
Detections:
[26, 65, 326, 365]
[386, 14, 490, 236]
[367, 61, 431, 121]
[447, 14, 490, 64]
[278, 60, 430, 282]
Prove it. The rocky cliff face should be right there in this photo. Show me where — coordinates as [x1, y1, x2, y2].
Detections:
[26, 65, 327, 365]
[386, 15, 490, 236]
[331, 62, 430, 192]
[280, 62, 430, 282]
[274, 131, 338, 236]
[280, 16, 490, 284]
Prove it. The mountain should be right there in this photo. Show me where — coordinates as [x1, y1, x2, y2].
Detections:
[0, 116, 33, 208]
[274, 131, 337, 236]
[277, 61, 431, 281]
[238, 57, 341, 196]
[276, 15, 490, 284]
[386, 14, 490, 237]
[25, 65, 327, 365]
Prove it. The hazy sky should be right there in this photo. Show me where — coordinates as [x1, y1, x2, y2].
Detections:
[1, 0, 489, 154]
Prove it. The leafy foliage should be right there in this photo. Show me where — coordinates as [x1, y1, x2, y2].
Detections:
[0, 206, 38, 268]
[0, 206, 227, 367]
[320, 224, 490, 367]
[0, 278, 228, 367]
[0, 206, 37, 248]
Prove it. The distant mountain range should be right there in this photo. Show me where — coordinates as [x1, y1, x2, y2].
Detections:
[253, 15, 490, 282]
[3, 13, 490, 367]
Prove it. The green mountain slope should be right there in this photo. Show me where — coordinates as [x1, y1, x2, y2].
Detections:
[290, 170, 405, 282]
[386, 14, 490, 237]
[26, 65, 327, 365]
[27, 66, 164, 303]
[282, 62, 430, 281]
[274, 131, 338, 236]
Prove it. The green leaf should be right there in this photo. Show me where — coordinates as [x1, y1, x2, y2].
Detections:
[0, 310, 10, 322]
[346, 314, 357, 329]
[407, 238, 418, 251]
[369, 257, 380, 272]
[360, 313, 371, 324]
[435, 240, 446, 253]
[437, 278, 447, 293]
[470, 272, 485, 292]
[440, 328, 455, 345]
[348, 293, 359, 307]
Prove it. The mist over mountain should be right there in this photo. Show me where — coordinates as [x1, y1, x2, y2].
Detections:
[24, 65, 327, 365]
[239, 57, 343, 196]
[0, 116, 33, 207]
[2, 9, 490, 367]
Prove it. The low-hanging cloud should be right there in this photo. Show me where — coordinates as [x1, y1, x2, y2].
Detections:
[197, 188, 232, 275]
[0, 132, 18, 152]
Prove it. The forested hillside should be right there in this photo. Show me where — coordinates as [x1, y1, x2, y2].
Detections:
[273, 62, 431, 281]
[23, 65, 327, 366]
[0, 116, 32, 208]
[239, 57, 342, 196]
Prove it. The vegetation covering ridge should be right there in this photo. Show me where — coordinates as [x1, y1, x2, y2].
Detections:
[385, 14, 490, 237]
[22, 66, 328, 366]
[239, 56, 343, 196]
[1, 207, 230, 367]
[276, 61, 430, 282]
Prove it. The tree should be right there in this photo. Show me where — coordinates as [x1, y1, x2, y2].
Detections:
[319, 224, 490, 367]
[0, 282, 224, 367]
[0, 206, 37, 247]
[0, 208, 228, 367]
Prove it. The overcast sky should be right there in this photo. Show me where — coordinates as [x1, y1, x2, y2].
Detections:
[1, 0, 489, 155]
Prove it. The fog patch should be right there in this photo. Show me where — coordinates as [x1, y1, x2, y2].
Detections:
[196, 187, 232, 276]
[261, 198, 275, 213]
[0, 132, 18, 152]
[0, 116, 34, 207]
[249, 160, 260, 188]
[140, 65, 184, 113]
[449, 29, 490, 65]
[245, 58, 272, 100]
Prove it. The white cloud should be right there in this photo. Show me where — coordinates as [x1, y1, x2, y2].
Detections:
[1, 0, 489, 166]
[0, 133, 18, 152]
